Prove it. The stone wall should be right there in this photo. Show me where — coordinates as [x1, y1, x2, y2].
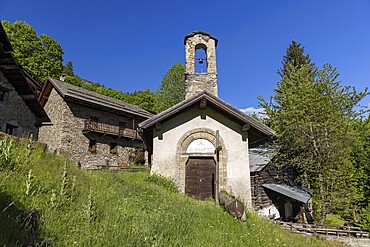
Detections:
[0, 70, 39, 138]
[185, 33, 218, 99]
[39, 88, 144, 169]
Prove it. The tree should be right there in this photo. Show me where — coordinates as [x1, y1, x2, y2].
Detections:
[63, 61, 74, 76]
[2, 20, 63, 83]
[154, 63, 186, 113]
[259, 61, 369, 224]
[278, 40, 314, 77]
[130, 89, 156, 112]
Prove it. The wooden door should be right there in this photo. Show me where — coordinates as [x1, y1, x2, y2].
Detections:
[185, 157, 215, 200]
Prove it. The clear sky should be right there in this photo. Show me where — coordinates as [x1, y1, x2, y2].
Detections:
[1, 0, 370, 113]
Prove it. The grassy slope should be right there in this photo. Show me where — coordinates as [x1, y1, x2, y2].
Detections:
[0, 137, 344, 246]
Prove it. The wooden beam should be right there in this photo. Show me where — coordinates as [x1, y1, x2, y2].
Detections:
[199, 98, 207, 109]
[241, 124, 250, 132]
[155, 121, 161, 130]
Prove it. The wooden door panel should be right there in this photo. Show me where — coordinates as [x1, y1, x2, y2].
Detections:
[185, 157, 215, 200]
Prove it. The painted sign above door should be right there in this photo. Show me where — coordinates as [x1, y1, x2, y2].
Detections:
[187, 139, 215, 153]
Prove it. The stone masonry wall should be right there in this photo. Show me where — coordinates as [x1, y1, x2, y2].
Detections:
[39, 88, 144, 169]
[185, 33, 218, 99]
[0, 70, 39, 138]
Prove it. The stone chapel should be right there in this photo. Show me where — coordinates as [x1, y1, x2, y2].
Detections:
[139, 31, 276, 208]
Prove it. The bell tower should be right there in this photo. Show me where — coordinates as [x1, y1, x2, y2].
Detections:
[184, 31, 218, 99]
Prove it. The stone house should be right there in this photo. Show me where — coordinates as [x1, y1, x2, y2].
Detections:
[0, 23, 50, 138]
[250, 147, 312, 222]
[38, 77, 154, 169]
[139, 31, 277, 208]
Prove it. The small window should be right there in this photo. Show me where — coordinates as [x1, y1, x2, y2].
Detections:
[0, 90, 5, 101]
[110, 143, 117, 154]
[5, 123, 17, 136]
[88, 139, 97, 153]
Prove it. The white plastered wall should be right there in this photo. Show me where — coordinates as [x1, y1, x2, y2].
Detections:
[151, 106, 252, 208]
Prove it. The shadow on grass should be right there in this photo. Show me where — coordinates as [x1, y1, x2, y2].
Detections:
[0, 192, 43, 246]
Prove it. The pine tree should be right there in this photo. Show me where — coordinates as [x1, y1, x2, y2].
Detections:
[278, 40, 313, 78]
[259, 41, 369, 223]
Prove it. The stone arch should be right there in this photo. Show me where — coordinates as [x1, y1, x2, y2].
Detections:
[175, 128, 228, 193]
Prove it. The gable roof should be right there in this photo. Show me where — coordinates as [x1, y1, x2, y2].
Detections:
[139, 91, 277, 146]
[40, 77, 154, 119]
[249, 147, 279, 172]
[0, 23, 50, 123]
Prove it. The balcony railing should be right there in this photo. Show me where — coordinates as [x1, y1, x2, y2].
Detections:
[83, 120, 141, 140]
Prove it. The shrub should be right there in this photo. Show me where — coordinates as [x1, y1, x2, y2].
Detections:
[358, 204, 370, 231]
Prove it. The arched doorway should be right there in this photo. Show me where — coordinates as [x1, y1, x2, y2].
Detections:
[185, 157, 215, 200]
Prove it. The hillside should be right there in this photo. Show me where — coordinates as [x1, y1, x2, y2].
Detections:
[0, 135, 344, 246]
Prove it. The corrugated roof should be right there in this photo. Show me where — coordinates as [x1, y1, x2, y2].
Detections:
[249, 147, 278, 172]
[43, 78, 154, 119]
[262, 184, 311, 203]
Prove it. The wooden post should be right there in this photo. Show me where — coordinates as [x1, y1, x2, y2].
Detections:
[215, 130, 220, 206]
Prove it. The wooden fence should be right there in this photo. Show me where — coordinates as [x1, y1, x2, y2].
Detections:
[274, 221, 370, 238]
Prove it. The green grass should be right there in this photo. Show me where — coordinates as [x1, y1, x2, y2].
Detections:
[0, 136, 345, 246]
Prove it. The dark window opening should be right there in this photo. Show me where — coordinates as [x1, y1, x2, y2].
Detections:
[0, 90, 5, 101]
[110, 143, 117, 154]
[5, 123, 17, 136]
[88, 139, 97, 153]
[195, 48, 207, 73]
[89, 116, 99, 127]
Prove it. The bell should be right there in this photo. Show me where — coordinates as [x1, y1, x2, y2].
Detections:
[198, 58, 203, 64]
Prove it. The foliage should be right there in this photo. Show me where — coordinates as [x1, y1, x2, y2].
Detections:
[358, 203, 370, 231]
[278, 40, 314, 78]
[63, 61, 74, 76]
[259, 61, 369, 224]
[0, 137, 343, 246]
[64, 75, 156, 112]
[0, 136, 15, 169]
[2, 20, 63, 83]
[324, 214, 346, 227]
[350, 117, 370, 209]
[154, 63, 186, 112]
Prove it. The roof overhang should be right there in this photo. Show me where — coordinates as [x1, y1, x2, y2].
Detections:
[139, 91, 277, 146]
[40, 78, 154, 120]
[263, 184, 311, 203]
[0, 23, 50, 123]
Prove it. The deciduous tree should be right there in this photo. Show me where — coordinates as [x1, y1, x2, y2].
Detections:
[2, 20, 63, 83]
[154, 63, 185, 113]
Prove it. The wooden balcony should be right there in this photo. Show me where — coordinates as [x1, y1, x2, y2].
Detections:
[83, 120, 141, 140]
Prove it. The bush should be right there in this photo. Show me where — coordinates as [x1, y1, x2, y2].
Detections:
[358, 204, 370, 231]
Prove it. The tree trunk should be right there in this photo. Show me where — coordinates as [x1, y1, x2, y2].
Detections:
[218, 191, 245, 218]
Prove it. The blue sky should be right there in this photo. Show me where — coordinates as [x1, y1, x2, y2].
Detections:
[1, 0, 370, 113]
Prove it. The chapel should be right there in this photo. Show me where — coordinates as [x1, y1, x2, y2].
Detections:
[139, 31, 276, 207]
